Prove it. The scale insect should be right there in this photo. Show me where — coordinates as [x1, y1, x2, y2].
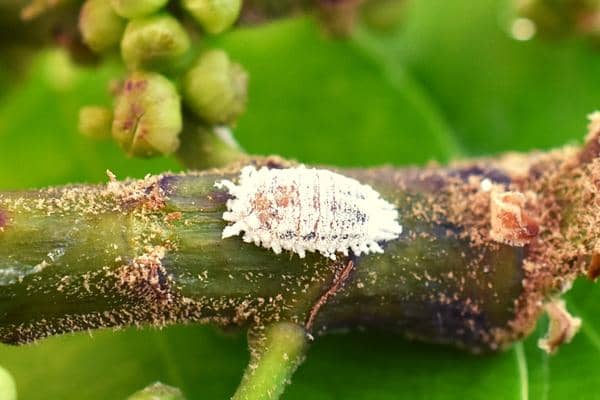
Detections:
[215, 165, 403, 260]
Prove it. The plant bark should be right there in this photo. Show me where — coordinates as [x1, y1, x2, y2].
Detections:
[2, 119, 598, 352]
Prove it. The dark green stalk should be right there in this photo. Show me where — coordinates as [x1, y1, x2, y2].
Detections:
[0, 163, 334, 344]
[2, 133, 600, 397]
[176, 118, 247, 170]
[1, 152, 582, 351]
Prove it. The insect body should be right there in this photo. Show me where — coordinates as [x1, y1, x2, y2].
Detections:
[215, 165, 402, 259]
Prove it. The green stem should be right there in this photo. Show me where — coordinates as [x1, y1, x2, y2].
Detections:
[232, 323, 309, 400]
[176, 118, 247, 170]
[0, 149, 594, 351]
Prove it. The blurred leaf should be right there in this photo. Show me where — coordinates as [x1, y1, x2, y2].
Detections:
[213, 18, 460, 166]
[391, 0, 600, 155]
[0, 1, 599, 399]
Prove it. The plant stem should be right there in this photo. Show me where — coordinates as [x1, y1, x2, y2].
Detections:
[1, 124, 599, 352]
[2, 131, 600, 400]
[176, 119, 247, 170]
[232, 322, 309, 400]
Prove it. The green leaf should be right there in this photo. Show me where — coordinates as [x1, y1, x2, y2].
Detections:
[1, 1, 599, 399]
[212, 18, 459, 166]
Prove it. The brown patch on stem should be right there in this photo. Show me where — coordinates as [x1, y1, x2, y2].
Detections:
[538, 299, 581, 354]
[490, 190, 539, 246]
[115, 245, 172, 304]
[0, 209, 8, 231]
[164, 211, 182, 223]
[587, 253, 600, 280]
[500, 118, 600, 350]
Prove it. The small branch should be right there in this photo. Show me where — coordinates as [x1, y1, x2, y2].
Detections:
[2, 120, 600, 352]
[176, 119, 248, 170]
[232, 322, 309, 400]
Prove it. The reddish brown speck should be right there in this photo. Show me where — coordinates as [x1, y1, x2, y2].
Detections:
[490, 191, 538, 246]
[0, 209, 7, 230]
[124, 79, 148, 93]
[164, 212, 182, 223]
[252, 192, 272, 225]
[274, 185, 296, 208]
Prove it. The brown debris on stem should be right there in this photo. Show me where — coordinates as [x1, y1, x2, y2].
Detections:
[538, 299, 581, 354]
[489, 190, 539, 247]
[493, 113, 600, 351]
[115, 245, 172, 304]
[0, 209, 8, 232]
[587, 252, 600, 281]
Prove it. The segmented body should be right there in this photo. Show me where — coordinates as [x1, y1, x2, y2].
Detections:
[215, 166, 402, 260]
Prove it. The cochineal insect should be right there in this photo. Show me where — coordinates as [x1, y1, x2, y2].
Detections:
[216, 165, 403, 259]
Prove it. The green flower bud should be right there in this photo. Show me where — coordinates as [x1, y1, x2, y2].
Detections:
[112, 71, 183, 157]
[111, 0, 169, 19]
[79, 0, 126, 53]
[182, 49, 248, 125]
[78, 106, 113, 139]
[182, 0, 242, 34]
[121, 14, 191, 71]
[127, 382, 185, 400]
[0, 366, 16, 400]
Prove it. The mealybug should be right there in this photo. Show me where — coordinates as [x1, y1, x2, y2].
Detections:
[215, 165, 402, 260]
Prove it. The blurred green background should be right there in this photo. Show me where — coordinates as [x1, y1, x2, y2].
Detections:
[0, 0, 599, 398]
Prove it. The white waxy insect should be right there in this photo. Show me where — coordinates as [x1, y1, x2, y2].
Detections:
[215, 165, 403, 260]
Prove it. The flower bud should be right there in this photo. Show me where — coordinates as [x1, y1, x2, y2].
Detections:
[78, 106, 113, 139]
[112, 72, 183, 157]
[111, 0, 169, 19]
[182, 49, 248, 125]
[182, 0, 242, 34]
[121, 14, 190, 71]
[79, 0, 126, 53]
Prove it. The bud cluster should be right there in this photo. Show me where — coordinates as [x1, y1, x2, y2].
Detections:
[77, 0, 248, 159]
